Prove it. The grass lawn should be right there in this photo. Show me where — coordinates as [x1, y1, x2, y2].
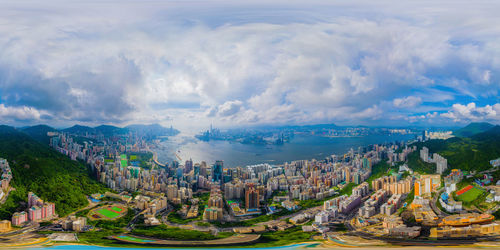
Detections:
[457, 187, 484, 203]
[97, 208, 120, 219]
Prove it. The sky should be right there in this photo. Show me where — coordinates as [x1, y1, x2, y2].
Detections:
[0, 0, 499, 131]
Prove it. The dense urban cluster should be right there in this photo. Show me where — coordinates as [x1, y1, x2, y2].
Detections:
[1, 126, 499, 248]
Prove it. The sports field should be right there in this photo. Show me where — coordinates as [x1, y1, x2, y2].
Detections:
[89, 204, 127, 220]
[457, 185, 484, 202]
[111, 206, 124, 212]
[97, 208, 120, 219]
[456, 185, 473, 195]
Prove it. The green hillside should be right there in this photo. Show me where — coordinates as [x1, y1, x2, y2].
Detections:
[0, 125, 108, 219]
[21, 124, 57, 145]
[412, 125, 500, 173]
[453, 122, 494, 137]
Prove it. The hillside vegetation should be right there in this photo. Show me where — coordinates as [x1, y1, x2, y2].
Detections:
[21, 124, 57, 145]
[453, 122, 494, 137]
[412, 125, 500, 173]
[0, 125, 107, 219]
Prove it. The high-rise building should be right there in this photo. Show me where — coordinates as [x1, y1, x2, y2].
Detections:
[415, 175, 441, 197]
[185, 159, 193, 173]
[420, 147, 429, 162]
[434, 153, 448, 174]
[11, 212, 28, 226]
[245, 186, 260, 210]
[212, 160, 223, 183]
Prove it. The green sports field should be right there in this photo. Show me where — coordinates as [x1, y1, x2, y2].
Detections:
[89, 204, 127, 220]
[96, 208, 120, 219]
[457, 187, 484, 203]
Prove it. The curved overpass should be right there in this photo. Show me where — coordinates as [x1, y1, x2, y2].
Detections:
[151, 151, 166, 167]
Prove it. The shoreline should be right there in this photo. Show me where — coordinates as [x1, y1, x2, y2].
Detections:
[42, 239, 500, 249]
[48, 241, 314, 249]
[154, 133, 415, 168]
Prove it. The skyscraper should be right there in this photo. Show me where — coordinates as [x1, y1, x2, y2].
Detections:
[245, 186, 260, 210]
[185, 159, 193, 173]
[212, 160, 223, 183]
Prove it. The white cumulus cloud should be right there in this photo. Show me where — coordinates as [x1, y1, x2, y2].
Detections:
[441, 102, 500, 122]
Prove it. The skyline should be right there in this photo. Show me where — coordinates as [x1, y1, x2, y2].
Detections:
[1, 1, 500, 131]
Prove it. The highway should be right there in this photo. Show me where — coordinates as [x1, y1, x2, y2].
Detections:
[151, 151, 166, 167]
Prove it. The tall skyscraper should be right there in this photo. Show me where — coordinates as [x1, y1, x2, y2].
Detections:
[185, 159, 193, 173]
[194, 163, 200, 176]
[420, 147, 429, 162]
[212, 160, 223, 183]
[245, 186, 260, 210]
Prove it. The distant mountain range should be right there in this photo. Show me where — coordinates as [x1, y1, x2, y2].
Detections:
[453, 122, 495, 137]
[20, 123, 179, 143]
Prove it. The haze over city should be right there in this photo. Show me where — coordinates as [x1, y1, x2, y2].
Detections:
[0, 0, 499, 131]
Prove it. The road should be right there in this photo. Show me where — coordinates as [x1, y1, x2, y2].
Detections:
[431, 188, 450, 217]
[151, 151, 166, 167]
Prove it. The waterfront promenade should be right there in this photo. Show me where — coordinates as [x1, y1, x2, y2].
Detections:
[110, 233, 260, 246]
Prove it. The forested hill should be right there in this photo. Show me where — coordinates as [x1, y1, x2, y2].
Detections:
[413, 125, 500, 173]
[21, 124, 57, 145]
[453, 122, 495, 137]
[0, 125, 107, 219]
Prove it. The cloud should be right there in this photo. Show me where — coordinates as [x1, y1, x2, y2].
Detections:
[0, 1, 499, 129]
[216, 100, 243, 117]
[393, 96, 422, 108]
[0, 104, 42, 121]
[441, 102, 500, 122]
